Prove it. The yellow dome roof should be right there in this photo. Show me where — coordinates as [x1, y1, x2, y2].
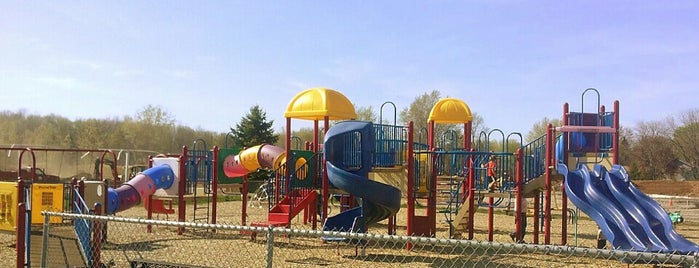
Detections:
[284, 87, 357, 120]
[428, 98, 473, 124]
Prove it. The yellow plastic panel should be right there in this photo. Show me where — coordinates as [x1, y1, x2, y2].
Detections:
[31, 183, 64, 224]
[0, 182, 18, 231]
[294, 157, 307, 180]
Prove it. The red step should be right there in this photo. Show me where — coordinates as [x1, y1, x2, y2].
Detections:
[248, 189, 318, 241]
[269, 212, 289, 222]
[270, 204, 291, 213]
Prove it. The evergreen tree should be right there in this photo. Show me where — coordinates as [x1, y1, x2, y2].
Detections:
[230, 105, 278, 180]
[230, 105, 278, 147]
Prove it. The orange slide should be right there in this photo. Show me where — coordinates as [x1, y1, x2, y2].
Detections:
[222, 144, 286, 178]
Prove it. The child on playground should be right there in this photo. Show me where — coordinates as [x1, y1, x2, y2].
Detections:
[486, 155, 499, 192]
[510, 197, 528, 243]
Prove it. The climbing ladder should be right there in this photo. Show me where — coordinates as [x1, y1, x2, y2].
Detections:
[188, 139, 214, 225]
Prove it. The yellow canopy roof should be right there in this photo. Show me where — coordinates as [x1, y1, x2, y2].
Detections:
[284, 87, 357, 120]
[428, 98, 473, 124]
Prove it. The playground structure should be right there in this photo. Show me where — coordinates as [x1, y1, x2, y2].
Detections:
[553, 90, 699, 253]
[7, 87, 699, 267]
[0, 148, 121, 230]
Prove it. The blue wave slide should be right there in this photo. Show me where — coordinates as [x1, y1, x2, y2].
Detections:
[322, 121, 401, 233]
[559, 163, 699, 253]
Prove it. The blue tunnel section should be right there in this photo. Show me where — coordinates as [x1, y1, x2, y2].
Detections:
[322, 120, 401, 233]
[106, 164, 176, 214]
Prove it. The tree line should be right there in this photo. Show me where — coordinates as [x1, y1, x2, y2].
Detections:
[0, 105, 225, 154]
[2, 91, 698, 181]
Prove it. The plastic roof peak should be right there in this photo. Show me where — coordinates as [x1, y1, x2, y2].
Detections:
[428, 98, 473, 124]
[284, 87, 357, 121]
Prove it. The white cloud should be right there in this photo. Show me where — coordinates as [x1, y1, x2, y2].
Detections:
[161, 69, 198, 80]
[63, 59, 102, 70]
[322, 57, 375, 82]
[36, 77, 79, 88]
[113, 69, 146, 77]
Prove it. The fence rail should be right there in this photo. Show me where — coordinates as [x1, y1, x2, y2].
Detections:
[38, 211, 698, 268]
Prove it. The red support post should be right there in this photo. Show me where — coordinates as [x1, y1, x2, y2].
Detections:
[406, 122, 415, 249]
[178, 146, 187, 235]
[563, 103, 569, 167]
[322, 117, 330, 225]
[102, 177, 109, 242]
[79, 180, 85, 202]
[427, 121, 436, 236]
[147, 194, 153, 233]
[514, 149, 523, 243]
[467, 149, 476, 240]
[241, 175, 248, 226]
[557, 126, 568, 245]
[544, 124, 553, 244]
[488, 196, 494, 241]
[561, 171, 568, 245]
[562, 103, 570, 246]
[312, 119, 326, 224]
[613, 100, 620, 165]
[211, 146, 218, 227]
[533, 194, 540, 244]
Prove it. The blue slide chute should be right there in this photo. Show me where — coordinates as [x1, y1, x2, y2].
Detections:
[322, 121, 401, 233]
[560, 164, 699, 253]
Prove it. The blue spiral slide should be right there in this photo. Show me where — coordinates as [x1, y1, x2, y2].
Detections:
[322, 121, 401, 233]
[559, 163, 699, 253]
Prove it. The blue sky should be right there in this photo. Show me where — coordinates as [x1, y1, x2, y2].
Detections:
[1, 1, 697, 136]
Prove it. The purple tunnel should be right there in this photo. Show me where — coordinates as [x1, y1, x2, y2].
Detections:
[106, 164, 175, 214]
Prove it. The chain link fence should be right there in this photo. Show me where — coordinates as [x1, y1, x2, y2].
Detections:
[37, 211, 698, 268]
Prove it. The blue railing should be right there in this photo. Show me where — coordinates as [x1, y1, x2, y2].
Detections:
[521, 133, 548, 182]
[374, 124, 409, 167]
[72, 187, 93, 266]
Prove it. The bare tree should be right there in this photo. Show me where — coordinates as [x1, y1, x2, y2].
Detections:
[355, 105, 377, 123]
[635, 118, 674, 138]
[399, 90, 483, 148]
[627, 119, 678, 180]
[628, 135, 677, 180]
[525, 117, 563, 143]
[671, 109, 699, 179]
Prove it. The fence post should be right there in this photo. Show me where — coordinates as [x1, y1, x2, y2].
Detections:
[41, 212, 50, 267]
[91, 203, 102, 268]
[266, 226, 274, 268]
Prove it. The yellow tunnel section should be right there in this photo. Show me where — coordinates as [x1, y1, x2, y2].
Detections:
[223, 144, 287, 178]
